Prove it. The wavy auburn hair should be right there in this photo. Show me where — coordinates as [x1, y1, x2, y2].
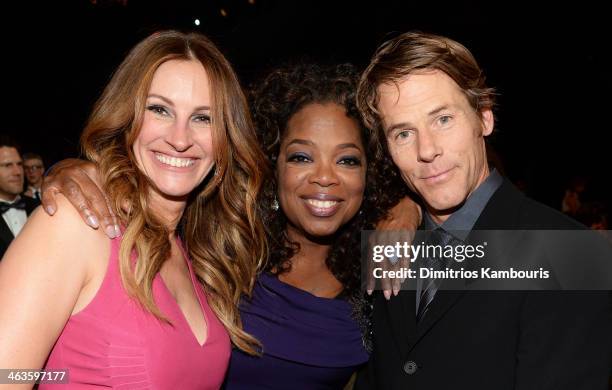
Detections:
[81, 30, 267, 354]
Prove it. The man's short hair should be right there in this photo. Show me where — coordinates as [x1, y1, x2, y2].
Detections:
[22, 152, 43, 163]
[0, 135, 21, 155]
[357, 31, 496, 154]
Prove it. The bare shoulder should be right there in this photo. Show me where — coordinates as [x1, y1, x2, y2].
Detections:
[0, 197, 111, 369]
[3, 194, 110, 284]
[28, 194, 107, 240]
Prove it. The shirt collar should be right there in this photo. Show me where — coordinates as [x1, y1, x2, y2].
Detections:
[424, 169, 503, 240]
[0, 195, 21, 205]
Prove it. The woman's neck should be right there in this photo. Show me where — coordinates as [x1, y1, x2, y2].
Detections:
[285, 224, 331, 268]
[279, 225, 343, 298]
[148, 190, 187, 232]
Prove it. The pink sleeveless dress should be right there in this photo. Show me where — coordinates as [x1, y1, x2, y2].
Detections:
[41, 236, 231, 389]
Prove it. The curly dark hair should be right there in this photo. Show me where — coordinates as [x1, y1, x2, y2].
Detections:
[251, 62, 408, 347]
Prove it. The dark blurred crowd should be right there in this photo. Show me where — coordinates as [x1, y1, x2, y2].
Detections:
[486, 144, 609, 232]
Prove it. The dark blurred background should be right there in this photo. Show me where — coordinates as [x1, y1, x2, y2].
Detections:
[1, 0, 610, 218]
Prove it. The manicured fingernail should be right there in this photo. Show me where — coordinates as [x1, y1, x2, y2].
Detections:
[105, 225, 117, 238]
[87, 215, 99, 228]
[367, 289, 373, 296]
[114, 225, 121, 236]
[393, 287, 399, 296]
[383, 290, 391, 300]
[46, 205, 55, 215]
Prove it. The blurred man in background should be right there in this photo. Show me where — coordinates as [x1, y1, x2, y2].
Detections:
[22, 152, 45, 202]
[0, 136, 38, 258]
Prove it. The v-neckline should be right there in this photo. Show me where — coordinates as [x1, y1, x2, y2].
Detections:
[158, 236, 209, 348]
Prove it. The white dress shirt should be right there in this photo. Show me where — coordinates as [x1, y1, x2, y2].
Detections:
[28, 186, 42, 201]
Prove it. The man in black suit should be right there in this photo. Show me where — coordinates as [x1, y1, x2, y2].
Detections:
[355, 32, 611, 389]
[0, 136, 38, 258]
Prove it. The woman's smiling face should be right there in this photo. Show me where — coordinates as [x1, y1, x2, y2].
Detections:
[276, 102, 366, 240]
[132, 59, 215, 201]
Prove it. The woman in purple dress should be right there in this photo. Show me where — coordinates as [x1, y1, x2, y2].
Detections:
[223, 63, 407, 389]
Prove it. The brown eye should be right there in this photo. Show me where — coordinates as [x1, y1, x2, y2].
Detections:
[146, 105, 169, 116]
[193, 114, 211, 125]
[338, 156, 362, 166]
[287, 153, 311, 163]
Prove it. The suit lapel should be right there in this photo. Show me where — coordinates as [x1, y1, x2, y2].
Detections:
[383, 225, 422, 357]
[0, 196, 38, 249]
[414, 280, 466, 342]
[471, 179, 522, 231]
[413, 179, 523, 340]
[0, 216, 15, 247]
[385, 289, 417, 358]
[23, 196, 40, 215]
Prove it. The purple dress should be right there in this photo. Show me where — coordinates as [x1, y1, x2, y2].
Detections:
[224, 272, 368, 389]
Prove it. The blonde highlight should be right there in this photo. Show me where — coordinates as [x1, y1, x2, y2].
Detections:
[81, 30, 267, 354]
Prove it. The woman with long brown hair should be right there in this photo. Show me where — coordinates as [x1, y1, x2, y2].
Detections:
[0, 30, 266, 389]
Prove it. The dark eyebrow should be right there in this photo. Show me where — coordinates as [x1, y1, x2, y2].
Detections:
[286, 139, 314, 147]
[337, 143, 363, 153]
[147, 94, 210, 111]
[285, 140, 363, 153]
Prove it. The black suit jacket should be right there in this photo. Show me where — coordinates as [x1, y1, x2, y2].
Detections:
[0, 196, 39, 258]
[356, 179, 611, 390]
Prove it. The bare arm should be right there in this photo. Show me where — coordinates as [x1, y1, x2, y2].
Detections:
[41, 158, 119, 238]
[367, 196, 422, 299]
[0, 197, 107, 386]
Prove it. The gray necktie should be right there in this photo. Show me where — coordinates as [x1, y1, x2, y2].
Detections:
[416, 228, 457, 322]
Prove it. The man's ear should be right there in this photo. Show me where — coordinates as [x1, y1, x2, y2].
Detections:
[480, 108, 494, 137]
